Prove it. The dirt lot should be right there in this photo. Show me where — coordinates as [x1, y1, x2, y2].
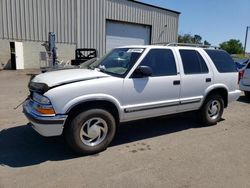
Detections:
[0, 70, 250, 188]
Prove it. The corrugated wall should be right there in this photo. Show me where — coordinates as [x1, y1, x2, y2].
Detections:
[77, 0, 106, 57]
[106, 0, 179, 45]
[0, 0, 179, 56]
[76, 0, 179, 56]
[0, 0, 76, 44]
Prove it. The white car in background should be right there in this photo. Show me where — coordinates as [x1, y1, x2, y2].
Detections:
[239, 60, 250, 98]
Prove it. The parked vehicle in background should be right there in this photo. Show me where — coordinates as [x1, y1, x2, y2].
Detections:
[239, 60, 250, 98]
[235, 58, 249, 71]
[23, 43, 241, 155]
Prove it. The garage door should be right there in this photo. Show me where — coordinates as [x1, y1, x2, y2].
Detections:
[106, 21, 151, 52]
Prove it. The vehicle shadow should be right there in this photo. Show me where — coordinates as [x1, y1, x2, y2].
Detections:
[237, 95, 250, 104]
[0, 113, 202, 168]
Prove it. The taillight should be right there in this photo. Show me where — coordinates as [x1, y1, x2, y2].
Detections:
[238, 70, 245, 83]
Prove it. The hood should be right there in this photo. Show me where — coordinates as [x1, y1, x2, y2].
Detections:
[32, 69, 110, 88]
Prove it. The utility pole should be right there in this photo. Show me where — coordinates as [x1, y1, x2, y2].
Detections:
[244, 26, 250, 56]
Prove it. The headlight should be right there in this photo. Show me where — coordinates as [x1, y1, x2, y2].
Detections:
[32, 92, 51, 105]
[31, 93, 55, 115]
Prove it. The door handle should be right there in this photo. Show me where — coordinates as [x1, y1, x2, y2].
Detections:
[206, 78, 211, 82]
[173, 80, 180, 85]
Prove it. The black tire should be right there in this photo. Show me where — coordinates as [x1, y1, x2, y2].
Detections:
[65, 109, 116, 155]
[199, 94, 224, 126]
[244, 91, 250, 99]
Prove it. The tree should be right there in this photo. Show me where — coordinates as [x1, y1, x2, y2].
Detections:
[219, 39, 243, 54]
[178, 34, 193, 43]
[194, 35, 202, 44]
[204, 40, 211, 46]
[178, 33, 210, 45]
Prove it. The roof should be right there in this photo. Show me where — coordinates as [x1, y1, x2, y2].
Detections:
[115, 45, 219, 50]
[128, 0, 181, 15]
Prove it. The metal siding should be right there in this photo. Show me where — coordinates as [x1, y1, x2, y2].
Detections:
[29, 0, 34, 40]
[19, 0, 25, 39]
[76, 0, 178, 56]
[66, 0, 70, 42]
[105, 0, 179, 46]
[37, 0, 41, 40]
[11, 0, 17, 39]
[0, 0, 178, 55]
[44, 0, 49, 40]
[0, 0, 76, 43]
[24, 0, 29, 40]
[41, 0, 46, 41]
[15, 0, 20, 39]
[77, 0, 106, 56]
[0, 0, 3, 39]
[6, 0, 11, 39]
[2, 0, 7, 38]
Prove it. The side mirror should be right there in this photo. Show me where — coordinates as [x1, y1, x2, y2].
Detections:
[132, 66, 152, 78]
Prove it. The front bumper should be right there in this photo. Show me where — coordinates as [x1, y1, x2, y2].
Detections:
[23, 100, 67, 137]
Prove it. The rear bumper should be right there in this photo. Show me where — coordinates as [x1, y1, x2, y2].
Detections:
[228, 90, 242, 103]
[23, 100, 67, 137]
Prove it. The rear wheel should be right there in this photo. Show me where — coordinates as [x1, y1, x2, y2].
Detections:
[65, 109, 116, 155]
[199, 94, 224, 126]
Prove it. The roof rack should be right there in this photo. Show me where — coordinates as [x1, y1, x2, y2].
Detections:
[151, 42, 220, 49]
[166, 42, 220, 49]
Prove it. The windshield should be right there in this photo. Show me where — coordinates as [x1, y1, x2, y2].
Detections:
[89, 48, 145, 77]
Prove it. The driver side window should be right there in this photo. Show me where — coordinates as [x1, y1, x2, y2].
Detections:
[139, 49, 177, 77]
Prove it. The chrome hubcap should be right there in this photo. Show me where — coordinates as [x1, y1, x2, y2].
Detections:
[208, 100, 221, 120]
[80, 117, 108, 146]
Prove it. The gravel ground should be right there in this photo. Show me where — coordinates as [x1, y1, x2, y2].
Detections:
[0, 70, 250, 188]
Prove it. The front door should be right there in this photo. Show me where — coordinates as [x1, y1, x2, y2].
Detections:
[122, 48, 181, 121]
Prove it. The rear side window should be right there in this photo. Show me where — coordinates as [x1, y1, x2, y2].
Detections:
[204, 49, 237, 72]
[139, 49, 177, 76]
[179, 50, 209, 74]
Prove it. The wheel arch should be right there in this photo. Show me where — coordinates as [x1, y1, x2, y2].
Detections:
[203, 86, 228, 108]
[65, 99, 121, 127]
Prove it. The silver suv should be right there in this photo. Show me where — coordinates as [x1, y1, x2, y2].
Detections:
[23, 44, 241, 154]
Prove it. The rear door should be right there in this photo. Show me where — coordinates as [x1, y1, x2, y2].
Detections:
[176, 48, 214, 111]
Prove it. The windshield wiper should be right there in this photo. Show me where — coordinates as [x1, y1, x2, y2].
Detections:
[98, 67, 107, 73]
[92, 65, 107, 73]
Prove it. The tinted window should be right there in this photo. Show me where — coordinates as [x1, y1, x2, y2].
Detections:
[204, 49, 237, 72]
[180, 50, 209, 74]
[139, 49, 177, 76]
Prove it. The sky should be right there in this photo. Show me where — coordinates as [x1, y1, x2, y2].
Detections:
[140, 0, 250, 52]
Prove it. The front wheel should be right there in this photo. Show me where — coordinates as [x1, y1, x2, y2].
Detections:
[65, 109, 116, 155]
[199, 95, 224, 126]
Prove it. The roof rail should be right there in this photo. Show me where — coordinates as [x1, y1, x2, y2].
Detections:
[166, 42, 220, 49]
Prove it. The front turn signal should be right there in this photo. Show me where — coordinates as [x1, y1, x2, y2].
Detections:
[36, 106, 55, 115]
